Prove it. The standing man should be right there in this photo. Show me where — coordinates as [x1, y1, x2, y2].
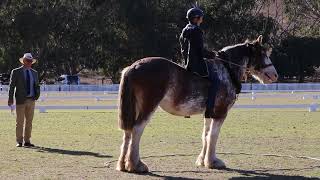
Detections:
[8, 53, 40, 147]
[179, 7, 220, 118]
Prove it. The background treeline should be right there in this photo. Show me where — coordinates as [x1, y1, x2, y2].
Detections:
[0, 0, 319, 83]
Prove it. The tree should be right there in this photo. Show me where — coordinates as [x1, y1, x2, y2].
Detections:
[272, 36, 320, 82]
[284, 0, 320, 37]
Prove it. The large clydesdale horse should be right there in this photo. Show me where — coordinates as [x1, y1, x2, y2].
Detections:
[116, 35, 278, 173]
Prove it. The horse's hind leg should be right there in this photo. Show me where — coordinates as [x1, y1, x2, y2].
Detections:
[116, 131, 131, 171]
[204, 118, 226, 169]
[196, 118, 212, 166]
[125, 115, 152, 173]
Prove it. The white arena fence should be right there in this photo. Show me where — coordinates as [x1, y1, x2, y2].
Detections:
[0, 83, 319, 112]
[0, 104, 318, 113]
[0, 83, 320, 92]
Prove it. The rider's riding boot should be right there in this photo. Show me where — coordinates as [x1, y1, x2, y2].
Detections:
[205, 108, 214, 118]
[204, 85, 217, 118]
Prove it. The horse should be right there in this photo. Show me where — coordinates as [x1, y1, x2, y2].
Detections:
[116, 35, 278, 173]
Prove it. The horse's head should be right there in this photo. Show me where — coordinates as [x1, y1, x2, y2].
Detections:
[246, 35, 278, 84]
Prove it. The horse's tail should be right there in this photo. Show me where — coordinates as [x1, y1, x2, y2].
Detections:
[118, 66, 136, 131]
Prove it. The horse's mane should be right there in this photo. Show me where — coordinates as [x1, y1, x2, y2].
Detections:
[220, 42, 248, 52]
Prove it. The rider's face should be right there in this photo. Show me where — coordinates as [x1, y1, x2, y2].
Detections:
[193, 17, 203, 25]
[198, 16, 203, 24]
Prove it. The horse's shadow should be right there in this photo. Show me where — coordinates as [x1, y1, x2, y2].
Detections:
[147, 167, 320, 180]
[138, 154, 320, 180]
[225, 167, 320, 180]
[27, 146, 112, 158]
[136, 172, 203, 180]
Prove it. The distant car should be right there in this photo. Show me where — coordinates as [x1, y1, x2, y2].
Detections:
[56, 75, 80, 85]
[0, 73, 10, 85]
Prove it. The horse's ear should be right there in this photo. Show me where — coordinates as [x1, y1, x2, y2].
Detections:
[257, 35, 263, 44]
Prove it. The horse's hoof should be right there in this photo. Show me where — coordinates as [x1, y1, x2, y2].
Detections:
[125, 160, 149, 173]
[116, 160, 126, 172]
[205, 158, 226, 169]
[195, 156, 204, 167]
[136, 161, 149, 173]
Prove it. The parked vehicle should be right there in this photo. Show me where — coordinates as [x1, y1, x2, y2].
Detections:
[56, 75, 80, 85]
[0, 73, 10, 85]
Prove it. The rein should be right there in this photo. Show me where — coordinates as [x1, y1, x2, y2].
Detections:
[205, 56, 245, 95]
[206, 57, 249, 70]
[206, 55, 273, 71]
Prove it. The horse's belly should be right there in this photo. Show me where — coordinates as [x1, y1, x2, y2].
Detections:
[159, 96, 205, 116]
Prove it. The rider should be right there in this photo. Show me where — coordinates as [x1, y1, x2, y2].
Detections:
[179, 7, 220, 118]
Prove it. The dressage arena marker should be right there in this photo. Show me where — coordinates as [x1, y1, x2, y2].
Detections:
[39, 107, 47, 113]
[309, 103, 318, 112]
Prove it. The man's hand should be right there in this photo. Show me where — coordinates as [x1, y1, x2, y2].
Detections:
[8, 99, 13, 106]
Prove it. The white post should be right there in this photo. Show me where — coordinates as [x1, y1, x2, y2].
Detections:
[251, 92, 256, 101]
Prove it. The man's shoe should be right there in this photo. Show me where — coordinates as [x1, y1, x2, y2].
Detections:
[24, 142, 35, 147]
[16, 143, 23, 147]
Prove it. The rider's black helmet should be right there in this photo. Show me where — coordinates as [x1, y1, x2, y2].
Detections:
[186, 8, 204, 21]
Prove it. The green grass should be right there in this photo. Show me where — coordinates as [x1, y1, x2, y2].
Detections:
[0, 108, 319, 179]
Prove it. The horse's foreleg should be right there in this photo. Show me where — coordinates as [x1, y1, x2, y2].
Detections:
[204, 118, 226, 169]
[125, 120, 149, 173]
[196, 118, 212, 167]
[116, 131, 131, 171]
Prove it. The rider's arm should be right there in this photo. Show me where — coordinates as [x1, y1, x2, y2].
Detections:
[191, 28, 216, 60]
[190, 28, 205, 60]
[203, 48, 216, 59]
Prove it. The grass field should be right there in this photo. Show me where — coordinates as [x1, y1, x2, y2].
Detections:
[0, 105, 319, 179]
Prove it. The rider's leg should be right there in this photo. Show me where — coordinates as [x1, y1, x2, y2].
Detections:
[205, 64, 220, 118]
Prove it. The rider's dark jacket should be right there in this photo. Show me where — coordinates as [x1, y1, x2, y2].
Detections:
[179, 23, 216, 77]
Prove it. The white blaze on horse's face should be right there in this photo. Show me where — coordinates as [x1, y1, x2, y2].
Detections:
[250, 49, 278, 84]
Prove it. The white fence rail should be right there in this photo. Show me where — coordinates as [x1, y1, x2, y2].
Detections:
[0, 83, 320, 92]
[242, 83, 320, 92]
[0, 104, 318, 113]
[0, 84, 120, 92]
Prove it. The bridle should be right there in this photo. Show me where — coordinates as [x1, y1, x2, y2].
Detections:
[254, 59, 274, 70]
[206, 51, 274, 72]
[205, 45, 274, 95]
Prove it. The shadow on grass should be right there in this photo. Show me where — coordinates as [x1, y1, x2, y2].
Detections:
[135, 153, 319, 179]
[136, 172, 202, 180]
[149, 168, 320, 180]
[28, 146, 112, 158]
[225, 167, 320, 180]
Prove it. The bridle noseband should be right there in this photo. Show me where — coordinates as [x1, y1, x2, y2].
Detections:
[254, 60, 273, 71]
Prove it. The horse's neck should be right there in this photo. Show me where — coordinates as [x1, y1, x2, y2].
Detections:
[214, 56, 248, 93]
[230, 57, 248, 81]
[222, 44, 249, 79]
